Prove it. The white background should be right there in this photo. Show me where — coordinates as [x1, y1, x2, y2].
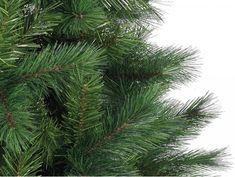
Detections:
[150, 0, 235, 176]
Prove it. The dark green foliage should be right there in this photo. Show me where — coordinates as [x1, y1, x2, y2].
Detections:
[0, 147, 42, 176]
[14, 43, 105, 96]
[0, 0, 61, 67]
[64, 69, 104, 145]
[0, 85, 35, 153]
[33, 118, 61, 166]
[139, 148, 227, 176]
[0, 0, 228, 176]
[58, 0, 108, 37]
[107, 46, 198, 87]
[100, 0, 162, 24]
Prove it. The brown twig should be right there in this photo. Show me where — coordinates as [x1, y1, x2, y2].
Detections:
[86, 122, 129, 154]
[79, 84, 88, 129]
[0, 91, 16, 128]
[23, 64, 77, 80]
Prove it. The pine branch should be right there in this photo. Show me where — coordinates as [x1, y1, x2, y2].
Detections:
[22, 1, 61, 41]
[0, 147, 42, 176]
[105, 27, 146, 61]
[33, 118, 61, 167]
[0, 0, 61, 67]
[177, 92, 218, 122]
[107, 46, 199, 87]
[175, 92, 219, 139]
[0, 85, 35, 153]
[14, 43, 105, 96]
[0, 0, 229, 175]
[67, 86, 184, 175]
[0, 0, 25, 66]
[57, 0, 108, 37]
[139, 148, 228, 176]
[144, 93, 220, 149]
[63, 70, 104, 145]
[66, 87, 160, 175]
[100, 0, 162, 24]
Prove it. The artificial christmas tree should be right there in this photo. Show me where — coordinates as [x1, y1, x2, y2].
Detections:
[0, 0, 228, 176]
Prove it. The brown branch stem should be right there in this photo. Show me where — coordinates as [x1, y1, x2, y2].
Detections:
[86, 122, 129, 154]
[0, 90, 16, 128]
[79, 84, 88, 129]
[23, 64, 77, 81]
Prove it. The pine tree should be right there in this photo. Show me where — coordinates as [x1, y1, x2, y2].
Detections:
[0, 0, 228, 176]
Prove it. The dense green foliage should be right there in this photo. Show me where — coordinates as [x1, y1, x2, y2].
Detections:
[0, 0, 228, 176]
